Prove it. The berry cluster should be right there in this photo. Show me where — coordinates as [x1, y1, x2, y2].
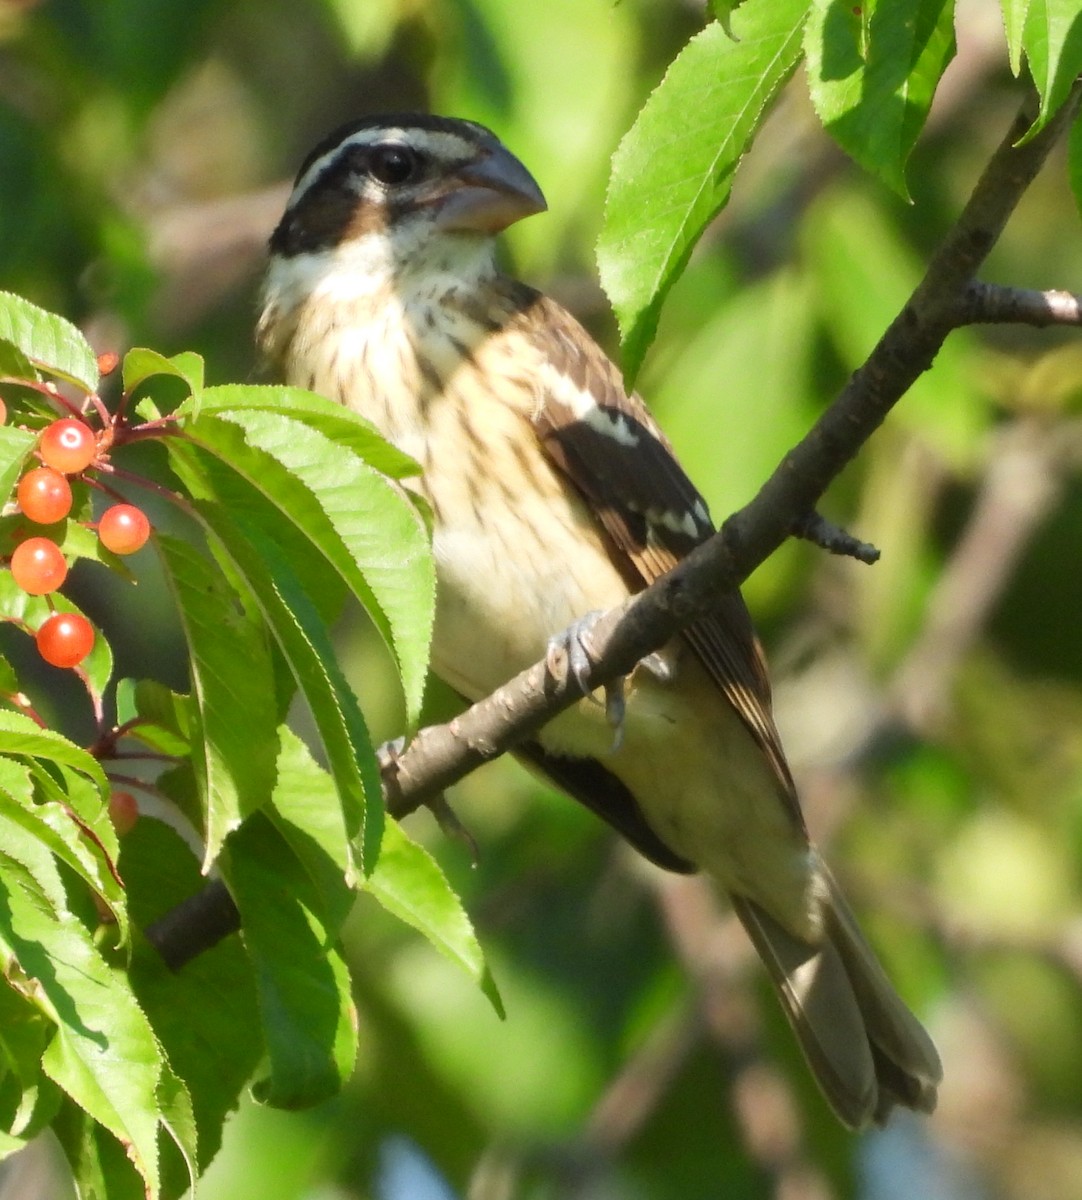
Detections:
[7, 404, 152, 670]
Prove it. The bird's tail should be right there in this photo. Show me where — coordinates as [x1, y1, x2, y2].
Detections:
[730, 866, 941, 1129]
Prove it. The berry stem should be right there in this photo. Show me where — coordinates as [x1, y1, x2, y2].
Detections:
[86, 391, 111, 427]
[73, 665, 104, 725]
[0, 377, 89, 418]
[103, 463, 201, 520]
[2, 691, 49, 728]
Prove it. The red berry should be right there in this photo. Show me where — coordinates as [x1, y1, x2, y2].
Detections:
[39, 419, 98, 474]
[97, 504, 150, 555]
[108, 790, 139, 836]
[17, 467, 73, 524]
[11, 537, 68, 595]
[96, 352, 120, 378]
[0, 398, 7, 425]
[35, 612, 94, 668]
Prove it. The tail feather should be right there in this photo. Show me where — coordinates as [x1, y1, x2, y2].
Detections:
[730, 874, 941, 1130]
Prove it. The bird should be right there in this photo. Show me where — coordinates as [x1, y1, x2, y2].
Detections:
[257, 113, 942, 1129]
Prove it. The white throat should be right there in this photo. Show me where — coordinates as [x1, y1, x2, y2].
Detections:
[261, 222, 500, 334]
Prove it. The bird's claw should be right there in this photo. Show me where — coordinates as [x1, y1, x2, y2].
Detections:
[605, 675, 626, 752]
[547, 610, 628, 751]
[546, 609, 604, 696]
[377, 735, 407, 772]
[640, 651, 673, 684]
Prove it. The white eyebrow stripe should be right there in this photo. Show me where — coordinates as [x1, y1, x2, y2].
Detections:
[287, 127, 478, 211]
[289, 128, 390, 209]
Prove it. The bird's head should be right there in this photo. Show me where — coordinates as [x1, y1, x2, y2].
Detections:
[268, 114, 547, 266]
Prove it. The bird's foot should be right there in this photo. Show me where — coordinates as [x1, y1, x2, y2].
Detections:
[546, 610, 635, 751]
[376, 735, 407, 772]
[546, 610, 605, 695]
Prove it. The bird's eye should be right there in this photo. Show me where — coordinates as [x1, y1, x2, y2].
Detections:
[368, 144, 417, 186]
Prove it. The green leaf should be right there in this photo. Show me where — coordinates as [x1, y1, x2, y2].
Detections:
[177, 384, 423, 480]
[155, 534, 279, 866]
[0, 425, 38, 505]
[0, 757, 126, 943]
[598, 0, 807, 383]
[805, 0, 957, 198]
[176, 390, 435, 724]
[200, 500, 380, 872]
[1021, 0, 1082, 136]
[163, 435, 383, 869]
[0, 340, 37, 383]
[155, 1063, 198, 1200]
[0, 293, 98, 393]
[0, 981, 61, 1144]
[118, 679, 192, 758]
[226, 812, 358, 1109]
[0, 822, 165, 1196]
[0, 711, 109, 795]
[710, 0, 748, 37]
[53, 1098, 147, 1200]
[124, 818, 261, 1177]
[365, 820, 504, 1017]
[1001, 0, 1030, 73]
[269, 727, 355, 920]
[122, 348, 205, 406]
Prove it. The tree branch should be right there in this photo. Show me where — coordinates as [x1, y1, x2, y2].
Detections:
[145, 84, 1082, 971]
[952, 281, 1082, 327]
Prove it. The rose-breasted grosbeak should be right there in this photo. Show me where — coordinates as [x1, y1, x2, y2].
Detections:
[258, 114, 942, 1128]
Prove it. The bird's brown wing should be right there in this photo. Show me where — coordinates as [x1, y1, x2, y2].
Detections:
[516, 292, 802, 825]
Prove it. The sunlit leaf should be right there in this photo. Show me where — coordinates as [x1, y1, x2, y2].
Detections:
[1021, 0, 1082, 137]
[122, 348, 205, 406]
[175, 388, 434, 725]
[1000, 0, 1030, 74]
[0, 823, 163, 1196]
[0, 293, 98, 393]
[365, 820, 504, 1017]
[124, 819, 260, 1177]
[162, 447, 379, 872]
[805, 0, 957, 198]
[0, 426, 36, 507]
[598, 0, 807, 382]
[156, 534, 278, 866]
[226, 813, 358, 1109]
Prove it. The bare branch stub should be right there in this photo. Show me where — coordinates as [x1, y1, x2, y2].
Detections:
[791, 511, 881, 564]
[954, 281, 1082, 327]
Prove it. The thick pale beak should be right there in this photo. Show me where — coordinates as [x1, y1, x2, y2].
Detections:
[436, 144, 548, 233]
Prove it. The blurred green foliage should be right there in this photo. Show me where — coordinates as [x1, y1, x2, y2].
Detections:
[4, 1, 1082, 1198]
